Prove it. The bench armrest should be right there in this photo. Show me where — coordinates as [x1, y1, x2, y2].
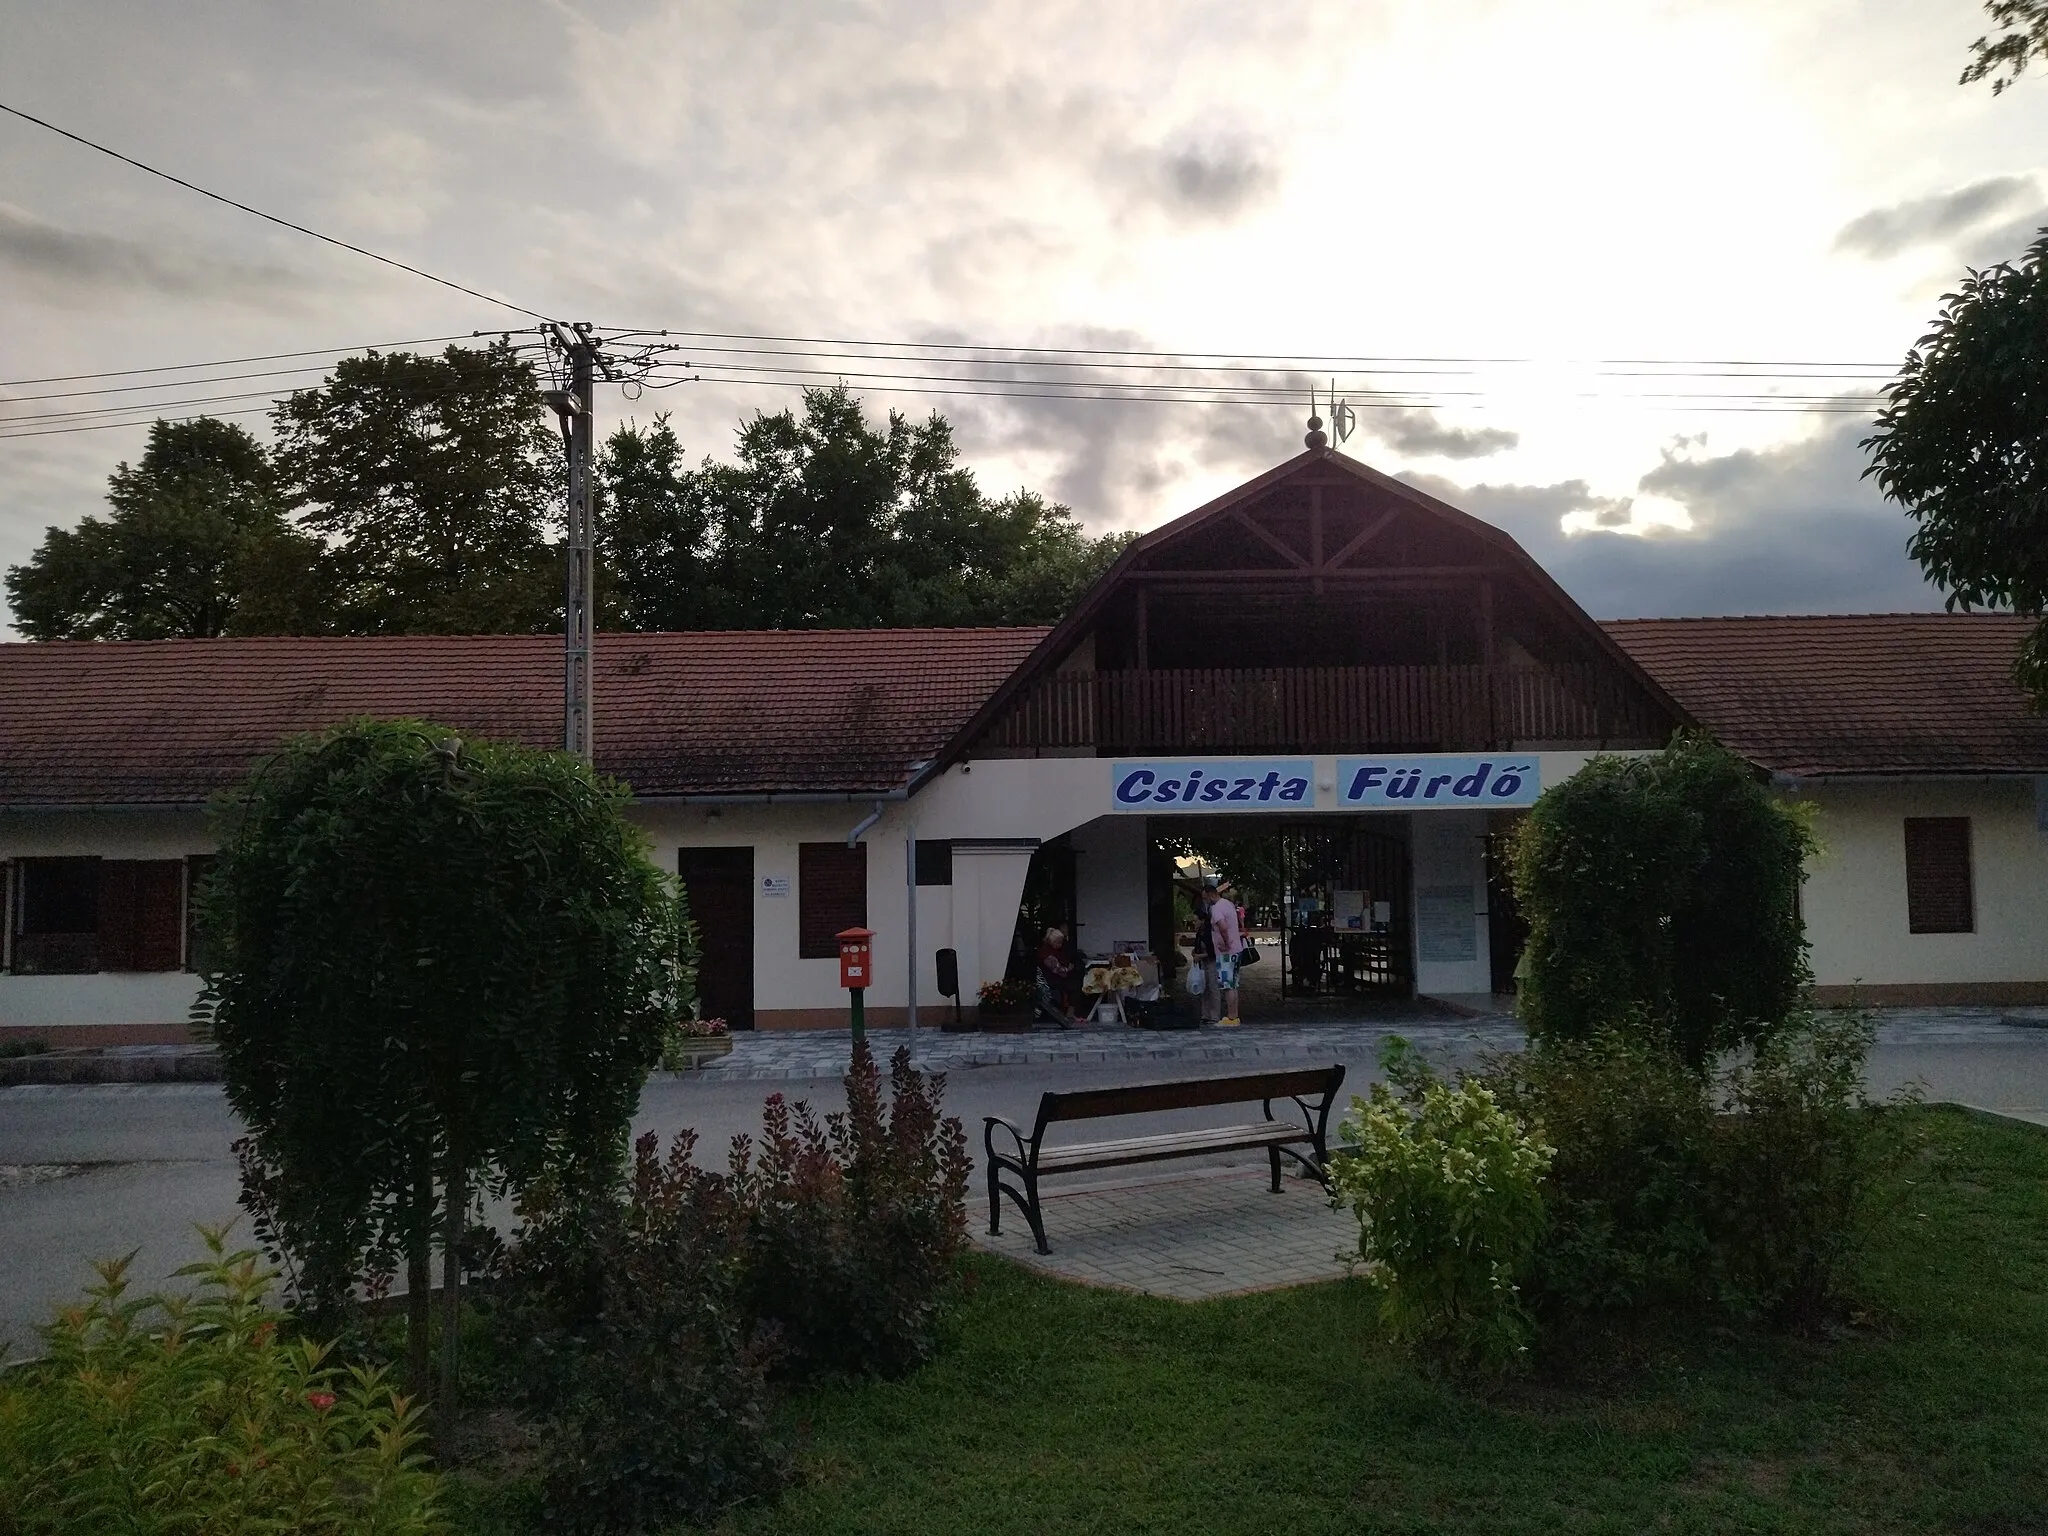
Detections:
[983, 1115, 1032, 1165]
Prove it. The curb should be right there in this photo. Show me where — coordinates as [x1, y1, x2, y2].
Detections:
[0, 1046, 222, 1087]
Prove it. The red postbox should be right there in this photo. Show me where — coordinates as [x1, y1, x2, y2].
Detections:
[837, 926, 874, 1044]
[837, 926, 874, 990]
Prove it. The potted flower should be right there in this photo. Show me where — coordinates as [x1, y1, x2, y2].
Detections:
[661, 1015, 732, 1072]
[975, 977, 1034, 1030]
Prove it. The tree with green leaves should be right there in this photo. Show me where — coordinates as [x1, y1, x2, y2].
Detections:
[1864, 227, 2048, 705]
[5, 419, 325, 640]
[271, 343, 563, 635]
[600, 388, 1130, 630]
[200, 721, 685, 1427]
[1512, 735, 1816, 1069]
[1859, 3, 2048, 706]
[1961, 1, 2048, 92]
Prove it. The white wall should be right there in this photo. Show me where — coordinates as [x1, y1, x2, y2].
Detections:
[0, 811, 211, 1032]
[1803, 778, 2048, 993]
[1071, 815, 1150, 956]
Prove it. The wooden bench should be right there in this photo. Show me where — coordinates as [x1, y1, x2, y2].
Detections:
[983, 1065, 1347, 1254]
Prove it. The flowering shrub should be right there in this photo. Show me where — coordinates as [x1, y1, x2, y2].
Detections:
[733, 1041, 972, 1378]
[659, 1015, 732, 1072]
[493, 1130, 782, 1534]
[977, 977, 1032, 1010]
[482, 1042, 969, 1527]
[1330, 1040, 1554, 1373]
[0, 1226, 441, 1535]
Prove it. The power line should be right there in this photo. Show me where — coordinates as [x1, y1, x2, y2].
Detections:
[0, 405, 279, 441]
[6, 365, 344, 404]
[651, 357, 1884, 404]
[0, 334, 490, 389]
[664, 339, 1896, 381]
[599, 324, 1904, 374]
[678, 372, 1880, 414]
[0, 100, 554, 322]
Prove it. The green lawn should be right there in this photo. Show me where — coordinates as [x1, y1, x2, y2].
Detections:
[664, 1107, 2048, 1536]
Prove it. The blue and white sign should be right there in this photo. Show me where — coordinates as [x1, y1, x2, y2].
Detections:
[1111, 759, 1314, 811]
[1337, 756, 1540, 808]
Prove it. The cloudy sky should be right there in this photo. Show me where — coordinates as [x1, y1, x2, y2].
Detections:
[4, 0, 2046, 628]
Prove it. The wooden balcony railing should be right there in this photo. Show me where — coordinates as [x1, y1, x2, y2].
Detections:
[979, 664, 1667, 754]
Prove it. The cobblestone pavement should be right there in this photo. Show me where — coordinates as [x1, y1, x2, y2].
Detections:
[685, 1005, 2048, 1082]
[973, 1164, 1360, 1300]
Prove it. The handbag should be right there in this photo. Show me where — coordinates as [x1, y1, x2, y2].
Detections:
[1237, 943, 1261, 967]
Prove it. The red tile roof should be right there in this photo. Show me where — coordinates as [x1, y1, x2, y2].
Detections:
[1603, 614, 2048, 777]
[0, 629, 1051, 807]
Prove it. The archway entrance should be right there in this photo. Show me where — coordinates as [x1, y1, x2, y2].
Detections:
[1149, 813, 1416, 1021]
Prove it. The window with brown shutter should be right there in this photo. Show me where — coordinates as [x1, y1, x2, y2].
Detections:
[13, 857, 101, 974]
[798, 842, 868, 958]
[1904, 817, 1973, 934]
[96, 860, 185, 972]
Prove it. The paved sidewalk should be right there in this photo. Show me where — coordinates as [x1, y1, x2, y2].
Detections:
[686, 1005, 2048, 1082]
[973, 1164, 1360, 1300]
[688, 1017, 1522, 1080]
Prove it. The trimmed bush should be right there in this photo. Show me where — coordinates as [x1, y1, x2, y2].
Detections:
[1485, 1028, 1715, 1312]
[1513, 734, 1816, 1066]
[1331, 1040, 1554, 1373]
[1479, 1009, 1917, 1327]
[0, 1227, 441, 1535]
[1708, 1008, 1922, 1323]
[201, 719, 688, 1412]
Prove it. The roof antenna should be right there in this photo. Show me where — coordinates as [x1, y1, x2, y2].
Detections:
[1305, 385, 1328, 451]
[1329, 378, 1356, 446]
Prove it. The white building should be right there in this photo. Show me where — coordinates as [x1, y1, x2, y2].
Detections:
[3, 446, 2044, 1043]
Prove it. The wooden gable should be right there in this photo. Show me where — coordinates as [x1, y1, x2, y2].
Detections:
[940, 447, 1690, 764]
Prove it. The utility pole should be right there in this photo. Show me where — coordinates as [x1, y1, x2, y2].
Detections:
[546, 325, 598, 761]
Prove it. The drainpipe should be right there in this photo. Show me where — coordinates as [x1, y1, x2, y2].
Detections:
[846, 800, 885, 848]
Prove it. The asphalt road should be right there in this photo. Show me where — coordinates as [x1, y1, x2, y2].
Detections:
[4, 1032, 2046, 1356]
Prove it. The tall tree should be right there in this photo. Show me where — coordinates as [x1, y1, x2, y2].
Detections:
[1866, 233, 2048, 703]
[203, 722, 684, 1428]
[271, 342, 563, 635]
[599, 386, 1129, 631]
[595, 413, 713, 632]
[5, 419, 323, 640]
[1863, 18, 2048, 705]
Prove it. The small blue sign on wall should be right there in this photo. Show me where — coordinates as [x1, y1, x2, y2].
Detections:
[1111, 759, 1315, 811]
[1337, 756, 1540, 808]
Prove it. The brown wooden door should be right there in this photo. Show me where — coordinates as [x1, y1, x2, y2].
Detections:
[679, 847, 755, 1030]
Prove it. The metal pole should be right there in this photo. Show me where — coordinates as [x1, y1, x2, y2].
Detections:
[905, 823, 918, 1068]
[563, 334, 596, 761]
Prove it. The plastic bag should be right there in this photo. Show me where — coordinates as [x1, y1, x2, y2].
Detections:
[1186, 962, 1207, 996]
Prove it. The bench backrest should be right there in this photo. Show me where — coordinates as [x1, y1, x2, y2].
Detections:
[1034, 1065, 1344, 1135]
